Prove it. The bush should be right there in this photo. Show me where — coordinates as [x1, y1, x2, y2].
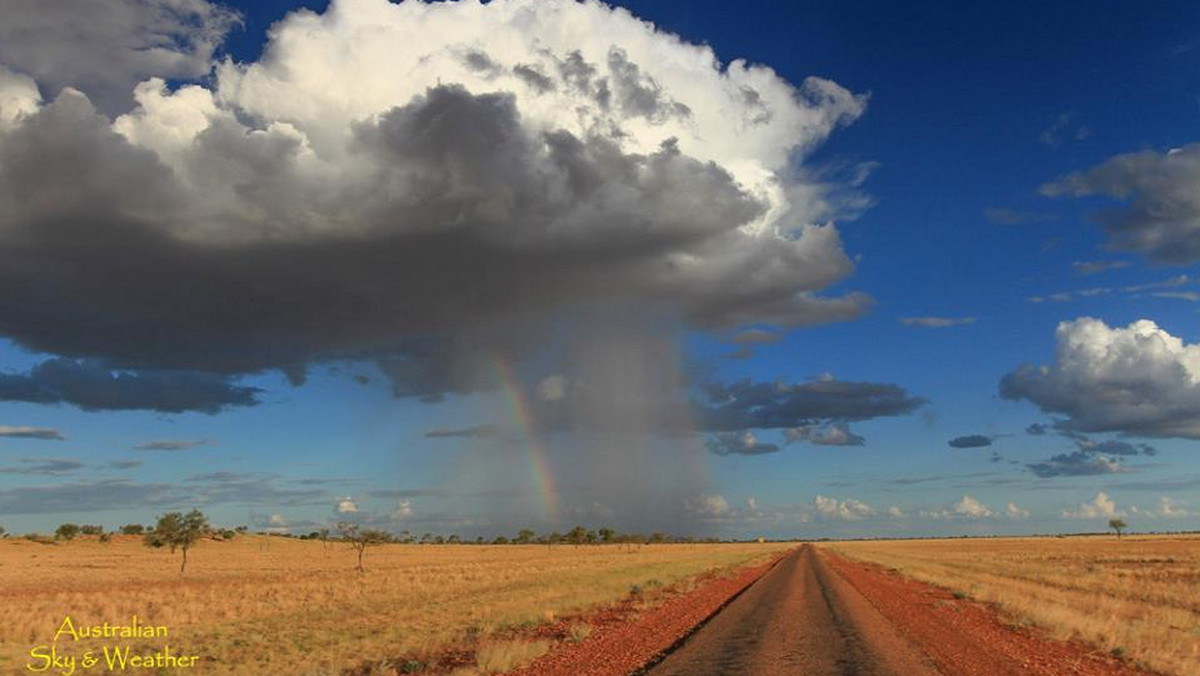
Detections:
[55, 523, 81, 541]
[80, 525, 103, 536]
[120, 524, 145, 535]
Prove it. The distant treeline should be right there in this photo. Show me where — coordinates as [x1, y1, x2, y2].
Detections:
[0, 520, 760, 546]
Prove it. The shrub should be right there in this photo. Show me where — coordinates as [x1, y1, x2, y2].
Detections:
[55, 523, 81, 541]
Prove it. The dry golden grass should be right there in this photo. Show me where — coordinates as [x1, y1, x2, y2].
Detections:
[821, 534, 1200, 676]
[0, 535, 787, 675]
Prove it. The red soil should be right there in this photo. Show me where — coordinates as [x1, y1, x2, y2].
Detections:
[508, 554, 786, 676]
[823, 551, 1160, 676]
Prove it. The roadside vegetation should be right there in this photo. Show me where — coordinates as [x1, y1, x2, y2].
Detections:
[822, 534, 1200, 676]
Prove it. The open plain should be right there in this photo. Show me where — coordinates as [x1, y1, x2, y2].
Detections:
[0, 536, 786, 675]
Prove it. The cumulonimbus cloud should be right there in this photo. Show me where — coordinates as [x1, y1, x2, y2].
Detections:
[0, 0, 873, 410]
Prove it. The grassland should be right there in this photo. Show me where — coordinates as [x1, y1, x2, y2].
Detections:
[0, 536, 788, 675]
[821, 534, 1200, 676]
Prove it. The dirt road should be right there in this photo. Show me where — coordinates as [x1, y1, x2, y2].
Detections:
[645, 545, 940, 676]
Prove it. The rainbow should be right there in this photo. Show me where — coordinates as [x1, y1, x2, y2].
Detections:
[490, 354, 559, 521]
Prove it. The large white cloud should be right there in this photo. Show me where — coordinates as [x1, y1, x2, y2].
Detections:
[1042, 143, 1200, 264]
[0, 0, 872, 406]
[1001, 317, 1200, 438]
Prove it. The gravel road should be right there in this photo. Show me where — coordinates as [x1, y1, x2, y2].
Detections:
[645, 545, 941, 676]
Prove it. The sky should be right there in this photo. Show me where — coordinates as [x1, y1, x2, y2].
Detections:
[0, 0, 1198, 539]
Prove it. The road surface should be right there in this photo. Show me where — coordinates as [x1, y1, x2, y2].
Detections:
[646, 545, 941, 675]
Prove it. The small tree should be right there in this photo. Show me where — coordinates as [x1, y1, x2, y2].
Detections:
[515, 528, 536, 544]
[80, 525, 103, 536]
[55, 523, 80, 541]
[144, 510, 210, 573]
[0, 525, 6, 538]
[120, 524, 145, 535]
[566, 526, 588, 546]
[1109, 518, 1127, 540]
[337, 523, 390, 572]
[598, 527, 616, 544]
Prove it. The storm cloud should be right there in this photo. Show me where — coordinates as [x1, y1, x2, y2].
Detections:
[0, 0, 872, 411]
[0, 359, 259, 413]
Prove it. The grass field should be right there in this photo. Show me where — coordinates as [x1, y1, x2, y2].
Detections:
[0, 536, 788, 675]
[821, 534, 1200, 676]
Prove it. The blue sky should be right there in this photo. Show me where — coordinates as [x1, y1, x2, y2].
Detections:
[0, 0, 1198, 538]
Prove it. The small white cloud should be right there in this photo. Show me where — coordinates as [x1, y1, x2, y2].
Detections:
[685, 494, 731, 518]
[813, 495, 874, 521]
[392, 500, 413, 518]
[1157, 496, 1189, 517]
[1062, 492, 1122, 519]
[924, 495, 994, 519]
[336, 496, 359, 514]
[537, 375, 567, 402]
[1005, 502, 1030, 519]
[268, 513, 287, 526]
[886, 506, 904, 518]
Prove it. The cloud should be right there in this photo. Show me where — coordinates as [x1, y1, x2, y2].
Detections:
[0, 475, 326, 514]
[0, 478, 184, 514]
[0, 425, 65, 440]
[1075, 438, 1155, 457]
[0, 0, 240, 112]
[1027, 288, 1111, 304]
[1124, 275, 1189, 292]
[1156, 496, 1189, 517]
[0, 359, 259, 413]
[1041, 143, 1200, 264]
[698, 376, 925, 431]
[698, 376, 921, 454]
[1072, 260, 1131, 276]
[391, 500, 414, 519]
[1027, 451, 1124, 478]
[886, 506, 904, 518]
[1026, 423, 1049, 435]
[899, 316, 977, 328]
[1062, 492, 1122, 519]
[706, 430, 781, 456]
[1001, 317, 1200, 438]
[924, 495, 994, 519]
[983, 207, 1058, 225]
[0, 0, 872, 406]
[783, 423, 865, 446]
[1038, 111, 1091, 148]
[423, 424, 499, 439]
[1109, 476, 1200, 491]
[1152, 291, 1200, 302]
[109, 459, 142, 470]
[134, 439, 213, 451]
[335, 497, 359, 514]
[684, 494, 731, 518]
[0, 457, 85, 475]
[948, 434, 993, 448]
[1005, 502, 1030, 519]
[813, 495, 874, 521]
